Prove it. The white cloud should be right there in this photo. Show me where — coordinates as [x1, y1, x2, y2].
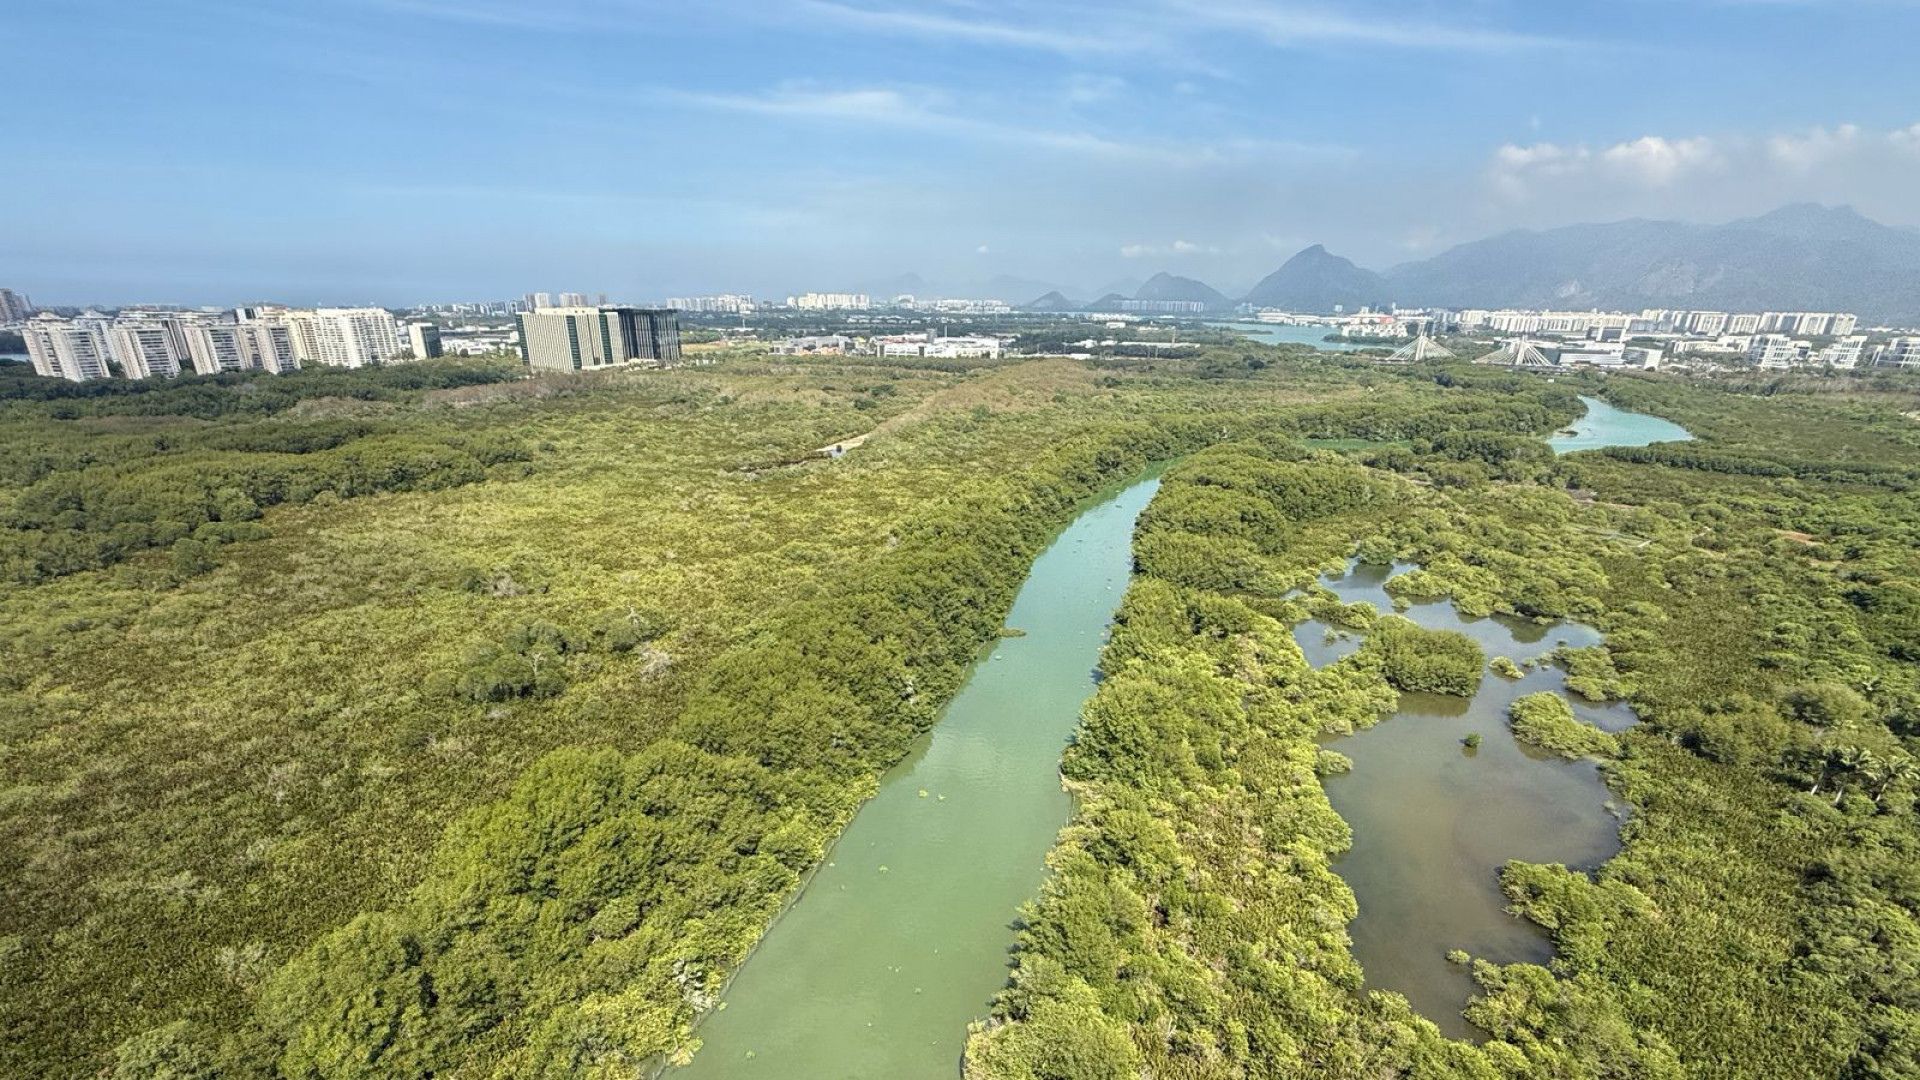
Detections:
[1766, 123, 1862, 171]
[1484, 121, 1920, 229]
[1121, 239, 1220, 257]
[1600, 135, 1721, 187]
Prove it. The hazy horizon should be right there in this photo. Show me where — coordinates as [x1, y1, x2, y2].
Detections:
[8, 1, 1920, 306]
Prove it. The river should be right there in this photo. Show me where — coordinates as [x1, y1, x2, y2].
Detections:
[674, 468, 1167, 1080]
[677, 396, 1691, 1071]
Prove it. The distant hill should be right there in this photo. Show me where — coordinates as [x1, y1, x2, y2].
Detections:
[1135, 271, 1230, 309]
[862, 272, 1071, 303]
[1231, 205, 1920, 324]
[1023, 291, 1077, 312]
[1378, 204, 1920, 323]
[1083, 292, 1132, 313]
[1241, 244, 1389, 313]
[976, 274, 1073, 304]
[867, 272, 930, 300]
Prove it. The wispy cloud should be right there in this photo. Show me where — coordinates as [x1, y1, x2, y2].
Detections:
[1165, 0, 1572, 51]
[1121, 239, 1220, 257]
[798, 0, 1570, 57]
[797, 0, 1147, 54]
[664, 81, 1352, 166]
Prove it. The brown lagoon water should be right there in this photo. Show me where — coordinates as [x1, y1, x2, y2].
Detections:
[1297, 560, 1637, 1039]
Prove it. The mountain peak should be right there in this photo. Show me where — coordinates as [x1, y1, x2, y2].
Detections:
[1242, 245, 1387, 312]
[1738, 203, 1882, 241]
[1380, 203, 1920, 321]
[1023, 290, 1075, 312]
[1134, 272, 1230, 308]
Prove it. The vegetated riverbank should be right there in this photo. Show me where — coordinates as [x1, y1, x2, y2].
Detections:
[970, 373, 1920, 1079]
[674, 467, 1170, 1080]
[0, 348, 1582, 1077]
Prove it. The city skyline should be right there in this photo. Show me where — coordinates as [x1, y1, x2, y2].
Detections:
[7, 1, 1920, 305]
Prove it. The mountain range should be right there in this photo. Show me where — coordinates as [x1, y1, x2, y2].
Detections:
[1024, 205, 1920, 324]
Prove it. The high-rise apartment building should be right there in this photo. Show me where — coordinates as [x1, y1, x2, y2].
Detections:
[406, 322, 443, 359]
[0, 288, 32, 324]
[186, 322, 302, 375]
[515, 306, 683, 372]
[281, 308, 402, 368]
[242, 323, 301, 373]
[184, 323, 248, 374]
[108, 321, 186, 379]
[1684, 311, 1729, 335]
[22, 316, 113, 381]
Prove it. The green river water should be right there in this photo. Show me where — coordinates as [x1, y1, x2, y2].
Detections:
[678, 395, 1691, 1074]
[675, 469, 1166, 1080]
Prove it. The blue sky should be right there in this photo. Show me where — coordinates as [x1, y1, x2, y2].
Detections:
[7, 0, 1920, 305]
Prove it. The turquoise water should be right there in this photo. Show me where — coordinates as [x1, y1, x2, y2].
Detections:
[1207, 321, 1373, 352]
[1549, 395, 1693, 454]
[675, 470, 1166, 1080]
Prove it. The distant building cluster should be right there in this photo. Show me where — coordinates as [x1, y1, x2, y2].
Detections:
[17, 306, 447, 382]
[769, 330, 1005, 360]
[525, 291, 606, 311]
[787, 292, 871, 311]
[515, 306, 684, 372]
[665, 294, 755, 314]
[1122, 299, 1208, 315]
[1452, 307, 1860, 339]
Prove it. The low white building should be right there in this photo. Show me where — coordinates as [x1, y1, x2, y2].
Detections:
[1816, 335, 1870, 369]
[872, 332, 1003, 359]
[1878, 338, 1920, 368]
[1747, 334, 1807, 369]
[773, 334, 853, 356]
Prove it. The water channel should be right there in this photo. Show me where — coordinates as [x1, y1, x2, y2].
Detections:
[1295, 395, 1689, 1036]
[678, 395, 1691, 1073]
[675, 468, 1166, 1080]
